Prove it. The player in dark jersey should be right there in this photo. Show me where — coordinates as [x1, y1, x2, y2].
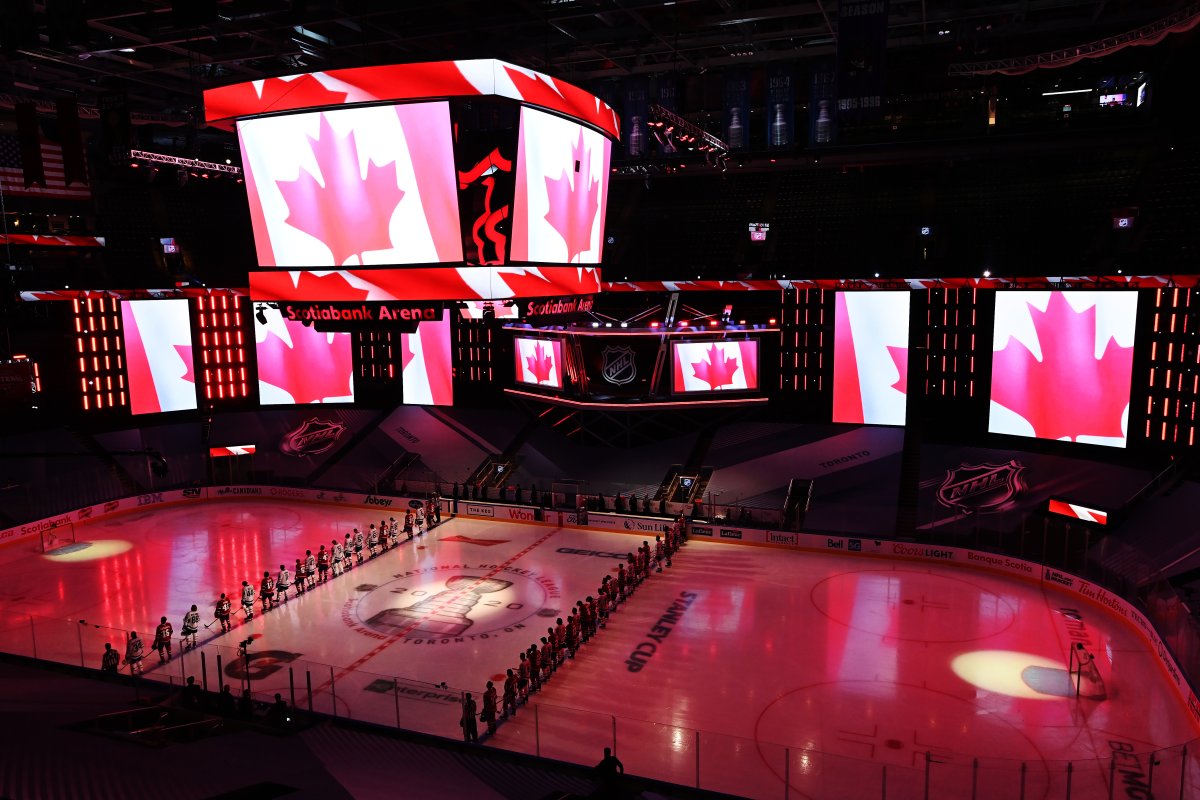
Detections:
[153, 616, 173, 663]
[260, 571, 276, 611]
[215, 593, 232, 632]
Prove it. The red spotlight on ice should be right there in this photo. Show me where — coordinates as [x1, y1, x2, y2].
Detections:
[650, 322, 660, 328]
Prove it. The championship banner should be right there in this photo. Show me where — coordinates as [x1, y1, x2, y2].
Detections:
[836, 0, 889, 124]
[723, 69, 750, 151]
[623, 77, 649, 159]
[809, 59, 838, 146]
[654, 75, 679, 114]
[766, 63, 796, 149]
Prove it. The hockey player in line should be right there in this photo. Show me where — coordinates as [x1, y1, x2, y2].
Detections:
[304, 550, 318, 590]
[378, 519, 390, 551]
[388, 517, 399, 547]
[294, 558, 307, 594]
[367, 524, 380, 558]
[343, 533, 355, 571]
[414, 504, 426, 535]
[241, 580, 256, 620]
[331, 539, 344, 577]
[276, 564, 292, 602]
[354, 528, 365, 564]
[261, 571, 276, 612]
[153, 616, 173, 663]
[316, 545, 330, 583]
[124, 630, 146, 676]
[181, 605, 200, 650]
[101, 642, 120, 673]
[215, 593, 233, 633]
[404, 509, 415, 540]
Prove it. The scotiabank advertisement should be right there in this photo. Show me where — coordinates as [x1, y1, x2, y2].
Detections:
[238, 102, 462, 268]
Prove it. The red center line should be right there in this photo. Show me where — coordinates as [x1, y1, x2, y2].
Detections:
[315, 525, 563, 692]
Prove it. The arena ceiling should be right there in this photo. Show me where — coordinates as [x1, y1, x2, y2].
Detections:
[0, 0, 1185, 118]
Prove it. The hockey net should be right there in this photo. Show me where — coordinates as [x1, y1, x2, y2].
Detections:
[38, 522, 77, 554]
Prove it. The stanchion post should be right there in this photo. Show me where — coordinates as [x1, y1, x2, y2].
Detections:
[1066, 761, 1073, 799]
[784, 747, 790, 800]
[1020, 761, 1027, 800]
[972, 757, 978, 799]
[882, 763, 887, 800]
[612, 716, 616, 755]
[28, 615, 36, 659]
[289, 667, 296, 710]
[1149, 750, 1157, 794]
[216, 653, 223, 691]
[306, 670, 313, 712]
[330, 666, 337, 717]
[76, 622, 84, 666]
[924, 751, 931, 800]
[393, 678, 400, 728]
[535, 704, 540, 757]
[201, 650, 208, 693]
[695, 730, 701, 789]
[1180, 745, 1187, 800]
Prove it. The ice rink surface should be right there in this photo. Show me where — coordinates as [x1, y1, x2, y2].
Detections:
[1, 498, 1197, 799]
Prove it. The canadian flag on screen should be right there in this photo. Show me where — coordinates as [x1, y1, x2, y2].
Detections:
[672, 341, 758, 392]
[238, 103, 462, 268]
[122, 300, 198, 415]
[832, 292, 909, 426]
[255, 308, 354, 404]
[989, 291, 1137, 448]
[510, 107, 612, 265]
[401, 311, 453, 406]
[514, 338, 563, 389]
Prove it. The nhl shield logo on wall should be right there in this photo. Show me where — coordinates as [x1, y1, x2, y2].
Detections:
[936, 460, 1026, 513]
[601, 346, 637, 386]
[280, 417, 347, 457]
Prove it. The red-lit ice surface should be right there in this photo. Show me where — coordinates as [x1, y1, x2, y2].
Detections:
[3, 501, 1198, 799]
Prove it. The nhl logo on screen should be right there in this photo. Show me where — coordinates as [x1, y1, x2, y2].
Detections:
[280, 418, 348, 457]
[601, 346, 637, 386]
[937, 460, 1026, 513]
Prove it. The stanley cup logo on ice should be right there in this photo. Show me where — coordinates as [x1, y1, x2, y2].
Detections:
[370, 576, 513, 636]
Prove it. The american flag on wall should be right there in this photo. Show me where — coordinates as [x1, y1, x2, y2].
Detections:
[0, 135, 91, 200]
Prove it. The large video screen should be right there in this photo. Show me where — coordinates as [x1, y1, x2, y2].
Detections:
[254, 305, 355, 405]
[990, 291, 1137, 448]
[510, 106, 612, 265]
[514, 337, 565, 389]
[237, 102, 462, 268]
[833, 291, 910, 426]
[122, 299, 198, 415]
[672, 340, 759, 393]
[401, 310, 453, 406]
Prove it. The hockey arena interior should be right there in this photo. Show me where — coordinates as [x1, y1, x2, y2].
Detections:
[2, 2, 1200, 799]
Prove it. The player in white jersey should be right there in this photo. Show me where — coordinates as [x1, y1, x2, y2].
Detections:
[354, 528, 365, 564]
[124, 631, 145, 675]
[367, 524, 380, 557]
[343, 533, 355, 571]
[388, 517, 399, 546]
[181, 605, 200, 650]
[304, 550, 317, 589]
[276, 564, 292, 602]
[331, 539, 344, 576]
[414, 505, 425, 535]
[241, 580, 256, 620]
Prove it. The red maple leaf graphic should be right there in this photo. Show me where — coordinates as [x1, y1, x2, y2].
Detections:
[292, 271, 371, 303]
[275, 113, 405, 266]
[691, 344, 740, 390]
[991, 292, 1133, 441]
[173, 344, 195, 384]
[887, 345, 908, 395]
[526, 342, 555, 384]
[400, 333, 416, 373]
[207, 75, 349, 125]
[543, 130, 600, 263]
[257, 322, 354, 403]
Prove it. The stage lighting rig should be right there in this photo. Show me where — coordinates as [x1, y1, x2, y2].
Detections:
[648, 104, 728, 164]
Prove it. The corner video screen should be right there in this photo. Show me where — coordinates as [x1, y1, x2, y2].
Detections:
[833, 291, 910, 426]
[122, 299, 198, 415]
[514, 337, 565, 389]
[237, 102, 462, 268]
[671, 340, 759, 393]
[510, 106, 612, 265]
[989, 291, 1137, 448]
[254, 305, 355, 405]
[401, 310, 453, 406]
